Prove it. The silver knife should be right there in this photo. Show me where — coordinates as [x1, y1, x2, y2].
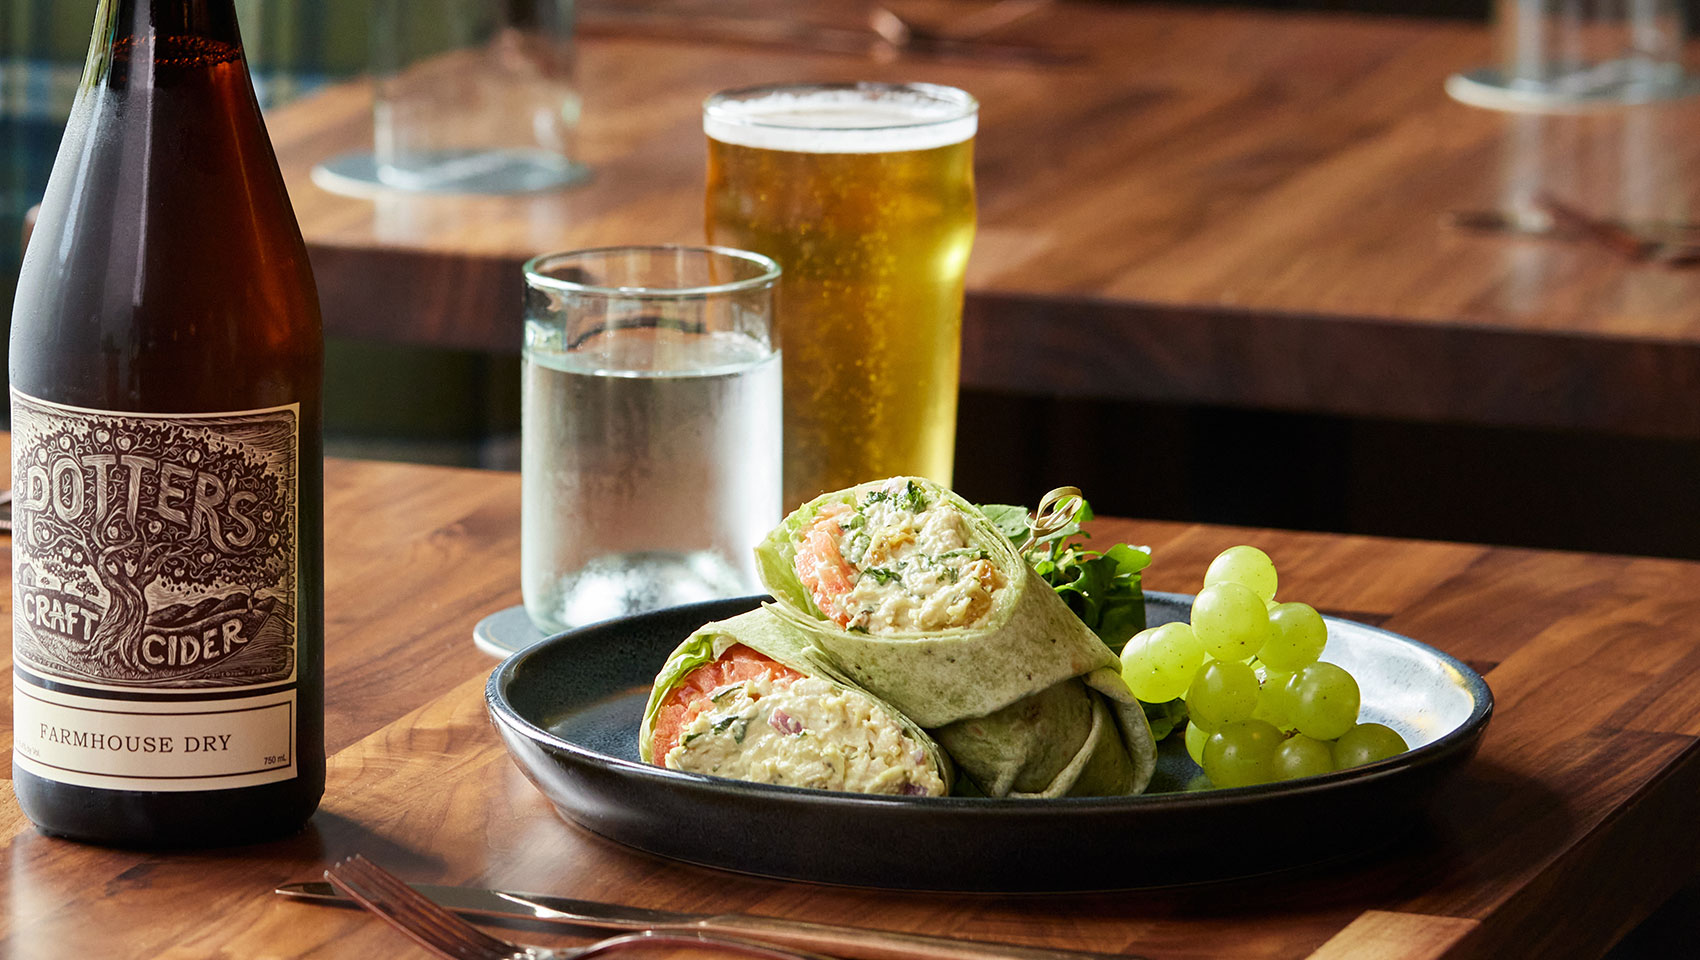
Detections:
[275, 881, 1144, 960]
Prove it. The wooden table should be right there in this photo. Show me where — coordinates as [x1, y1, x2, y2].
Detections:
[271, 1, 1700, 442]
[1, 450, 1696, 959]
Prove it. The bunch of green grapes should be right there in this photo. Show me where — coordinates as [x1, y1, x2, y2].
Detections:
[1119, 546, 1408, 788]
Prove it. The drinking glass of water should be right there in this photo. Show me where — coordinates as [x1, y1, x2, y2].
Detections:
[521, 246, 782, 635]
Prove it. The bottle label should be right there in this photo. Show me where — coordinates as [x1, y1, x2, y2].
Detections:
[11, 390, 300, 791]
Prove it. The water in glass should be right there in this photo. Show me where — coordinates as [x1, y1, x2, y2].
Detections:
[521, 322, 781, 634]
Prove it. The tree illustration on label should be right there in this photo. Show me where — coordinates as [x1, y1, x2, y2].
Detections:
[12, 399, 297, 688]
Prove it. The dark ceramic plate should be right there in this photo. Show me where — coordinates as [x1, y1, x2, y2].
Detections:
[486, 593, 1492, 892]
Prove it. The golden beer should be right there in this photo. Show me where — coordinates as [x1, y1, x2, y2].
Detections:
[705, 83, 977, 507]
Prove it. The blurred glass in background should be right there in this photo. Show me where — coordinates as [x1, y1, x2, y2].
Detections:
[316, 0, 586, 195]
[1489, 0, 1695, 107]
[1447, 0, 1700, 239]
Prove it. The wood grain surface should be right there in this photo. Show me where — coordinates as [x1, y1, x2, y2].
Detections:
[0, 448, 1695, 959]
[270, 0, 1700, 439]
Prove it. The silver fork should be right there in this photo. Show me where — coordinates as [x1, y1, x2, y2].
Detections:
[324, 855, 838, 960]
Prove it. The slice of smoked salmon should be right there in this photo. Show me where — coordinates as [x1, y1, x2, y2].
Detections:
[650, 644, 804, 763]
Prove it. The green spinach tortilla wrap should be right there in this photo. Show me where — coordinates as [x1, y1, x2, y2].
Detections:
[640, 608, 953, 796]
[755, 477, 1156, 798]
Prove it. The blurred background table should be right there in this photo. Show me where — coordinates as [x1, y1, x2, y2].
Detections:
[279, 2, 1700, 425]
[0, 447, 1698, 960]
[260, 0, 1700, 557]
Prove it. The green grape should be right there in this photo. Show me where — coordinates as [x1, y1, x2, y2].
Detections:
[1118, 628, 1160, 697]
[1204, 545, 1278, 602]
[1334, 722, 1408, 768]
[1272, 734, 1335, 780]
[1202, 719, 1282, 787]
[1185, 658, 1259, 730]
[1286, 662, 1361, 740]
[1190, 581, 1273, 661]
[1184, 720, 1209, 766]
[1120, 622, 1206, 703]
[1260, 602, 1329, 672]
[1251, 670, 1294, 730]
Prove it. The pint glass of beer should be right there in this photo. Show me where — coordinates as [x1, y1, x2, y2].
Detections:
[705, 82, 977, 507]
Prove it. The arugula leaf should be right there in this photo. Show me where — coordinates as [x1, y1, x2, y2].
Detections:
[1095, 600, 1147, 653]
[981, 493, 1150, 653]
[1142, 699, 1188, 742]
[978, 504, 1030, 542]
[1105, 542, 1153, 576]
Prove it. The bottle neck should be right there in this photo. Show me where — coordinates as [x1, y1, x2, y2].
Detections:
[84, 0, 247, 89]
[112, 0, 241, 43]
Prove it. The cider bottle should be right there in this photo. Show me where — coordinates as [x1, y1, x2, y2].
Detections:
[9, 0, 324, 845]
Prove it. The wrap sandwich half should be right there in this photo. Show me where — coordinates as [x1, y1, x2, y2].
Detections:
[640, 607, 953, 796]
[755, 477, 1156, 798]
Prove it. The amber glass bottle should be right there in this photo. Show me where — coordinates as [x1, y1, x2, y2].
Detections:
[9, 0, 324, 845]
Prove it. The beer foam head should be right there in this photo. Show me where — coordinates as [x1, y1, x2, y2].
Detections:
[704, 84, 977, 154]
